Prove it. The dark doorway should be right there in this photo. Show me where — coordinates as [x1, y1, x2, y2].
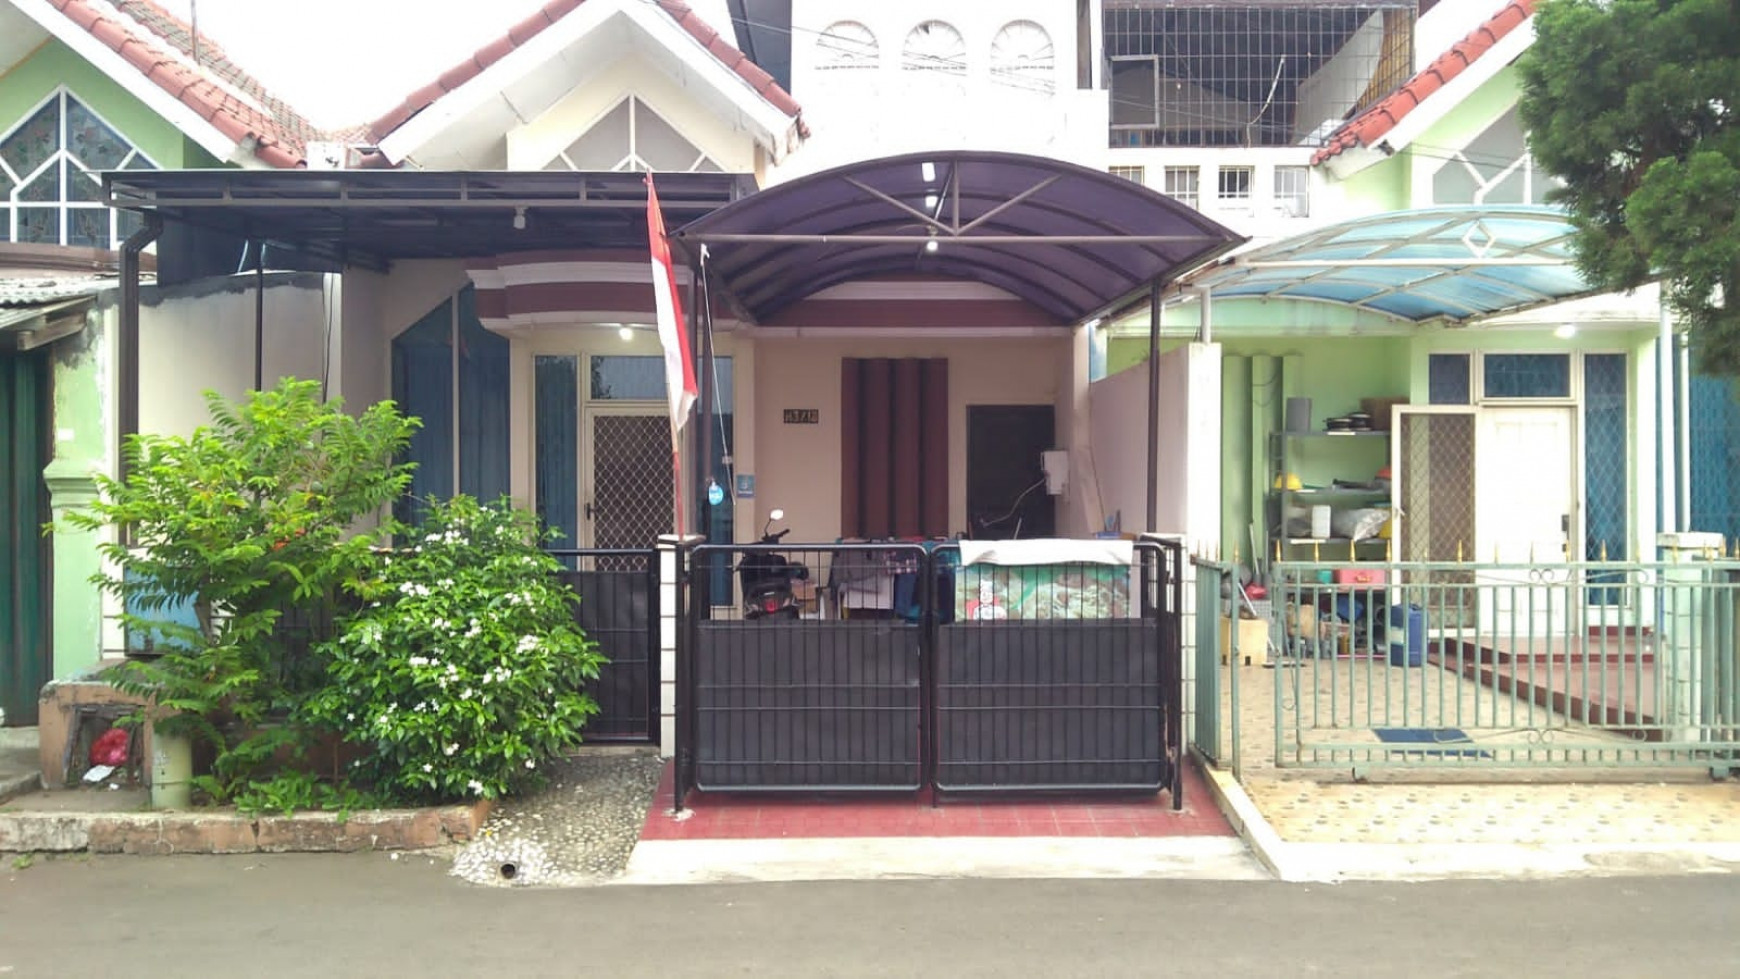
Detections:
[1, 351, 51, 726]
[967, 405, 1056, 539]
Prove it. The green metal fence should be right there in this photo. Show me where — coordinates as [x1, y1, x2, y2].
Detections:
[1265, 560, 1740, 774]
[1191, 557, 1246, 780]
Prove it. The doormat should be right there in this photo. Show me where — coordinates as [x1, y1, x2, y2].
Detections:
[1372, 727, 1492, 759]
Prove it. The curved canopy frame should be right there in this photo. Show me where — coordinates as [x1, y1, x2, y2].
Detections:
[675, 150, 1245, 324]
[1175, 205, 1598, 324]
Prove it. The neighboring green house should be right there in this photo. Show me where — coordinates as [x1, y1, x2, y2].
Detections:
[1098, 0, 1698, 606]
[0, 0, 313, 725]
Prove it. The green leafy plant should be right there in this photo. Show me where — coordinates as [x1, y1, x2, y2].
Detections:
[306, 496, 605, 804]
[63, 379, 417, 805]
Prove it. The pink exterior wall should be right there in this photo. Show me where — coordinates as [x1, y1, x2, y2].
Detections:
[750, 335, 1069, 543]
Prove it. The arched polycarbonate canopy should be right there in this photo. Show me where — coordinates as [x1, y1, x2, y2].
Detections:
[1175, 205, 1595, 323]
[674, 150, 1245, 323]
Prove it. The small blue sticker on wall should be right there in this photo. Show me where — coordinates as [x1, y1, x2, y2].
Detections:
[735, 474, 755, 499]
[707, 481, 726, 506]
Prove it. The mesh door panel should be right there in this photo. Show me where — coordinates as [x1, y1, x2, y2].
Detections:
[592, 414, 671, 555]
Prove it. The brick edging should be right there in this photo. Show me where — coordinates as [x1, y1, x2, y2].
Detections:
[0, 799, 493, 855]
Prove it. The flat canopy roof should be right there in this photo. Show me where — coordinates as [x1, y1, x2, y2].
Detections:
[103, 169, 758, 269]
[1176, 205, 1596, 323]
[676, 150, 1245, 323]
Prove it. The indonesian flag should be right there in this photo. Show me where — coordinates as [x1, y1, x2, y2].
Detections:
[646, 174, 697, 431]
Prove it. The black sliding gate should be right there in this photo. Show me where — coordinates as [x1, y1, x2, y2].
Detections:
[550, 549, 659, 744]
[676, 540, 1184, 805]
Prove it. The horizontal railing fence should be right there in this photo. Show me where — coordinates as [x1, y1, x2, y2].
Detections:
[686, 542, 928, 793]
[932, 540, 1183, 799]
[1267, 560, 1740, 772]
[548, 549, 659, 744]
[674, 540, 1187, 805]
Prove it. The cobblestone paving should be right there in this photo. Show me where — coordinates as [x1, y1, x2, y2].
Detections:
[450, 751, 663, 887]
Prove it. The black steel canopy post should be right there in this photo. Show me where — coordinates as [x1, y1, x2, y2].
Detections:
[254, 242, 265, 391]
[1146, 280, 1162, 534]
[692, 249, 714, 603]
[118, 212, 163, 486]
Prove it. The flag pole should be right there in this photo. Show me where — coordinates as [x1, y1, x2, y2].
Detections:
[646, 173, 699, 542]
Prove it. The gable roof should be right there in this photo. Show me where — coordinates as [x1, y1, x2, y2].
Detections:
[28, 0, 316, 167]
[365, 0, 804, 147]
[1311, 0, 1535, 165]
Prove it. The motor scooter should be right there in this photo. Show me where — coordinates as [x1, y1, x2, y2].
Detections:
[737, 508, 809, 620]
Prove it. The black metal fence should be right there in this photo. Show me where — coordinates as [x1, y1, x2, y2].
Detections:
[684, 542, 927, 792]
[675, 539, 1185, 806]
[549, 548, 659, 744]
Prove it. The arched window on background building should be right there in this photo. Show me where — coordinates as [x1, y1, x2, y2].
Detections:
[816, 20, 879, 83]
[990, 20, 1055, 94]
[902, 21, 967, 93]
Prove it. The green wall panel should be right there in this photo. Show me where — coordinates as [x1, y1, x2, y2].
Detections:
[0, 39, 218, 168]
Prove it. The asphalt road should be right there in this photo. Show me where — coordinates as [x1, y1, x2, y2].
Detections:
[2, 853, 1734, 977]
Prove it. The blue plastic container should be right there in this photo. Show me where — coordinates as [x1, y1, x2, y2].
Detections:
[1387, 604, 1425, 667]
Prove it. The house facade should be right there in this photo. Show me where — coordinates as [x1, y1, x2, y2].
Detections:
[9, 0, 1721, 745]
[1093, 0, 1698, 598]
[0, 0, 329, 724]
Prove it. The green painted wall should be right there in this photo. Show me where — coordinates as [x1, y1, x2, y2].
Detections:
[1338, 149, 1409, 212]
[1218, 337, 1407, 560]
[0, 39, 221, 167]
[43, 314, 107, 681]
[1417, 67, 1520, 174]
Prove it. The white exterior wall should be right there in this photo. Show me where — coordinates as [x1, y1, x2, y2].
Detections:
[137, 275, 330, 438]
[1102, 147, 1329, 244]
[779, 0, 1107, 179]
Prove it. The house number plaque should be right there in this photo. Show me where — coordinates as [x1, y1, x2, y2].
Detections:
[783, 409, 819, 424]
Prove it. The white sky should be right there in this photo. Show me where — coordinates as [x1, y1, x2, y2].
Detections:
[153, 0, 738, 131]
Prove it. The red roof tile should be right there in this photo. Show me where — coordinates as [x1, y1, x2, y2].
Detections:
[1311, 0, 1536, 165]
[365, 0, 804, 146]
[45, 0, 314, 167]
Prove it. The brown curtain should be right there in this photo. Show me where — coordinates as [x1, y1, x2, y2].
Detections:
[840, 358, 949, 538]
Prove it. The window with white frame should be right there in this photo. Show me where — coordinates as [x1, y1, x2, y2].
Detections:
[816, 21, 879, 74]
[1, 89, 156, 248]
[902, 21, 967, 91]
[1162, 166, 1199, 208]
[1273, 165, 1310, 217]
[990, 20, 1055, 94]
[1109, 165, 1146, 185]
[1217, 166, 1253, 205]
[545, 96, 721, 173]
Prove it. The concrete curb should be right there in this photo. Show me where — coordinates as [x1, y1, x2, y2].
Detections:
[617, 836, 1267, 886]
[0, 800, 492, 855]
[0, 772, 40, 807]
[1191, 752, 1740, 882]
[1193, 754, 1292, 881]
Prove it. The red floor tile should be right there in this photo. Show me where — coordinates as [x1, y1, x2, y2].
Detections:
[637, 756, 1234, 841]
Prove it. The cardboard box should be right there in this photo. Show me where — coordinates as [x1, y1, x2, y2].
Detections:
[1220, 615, 1270, 666]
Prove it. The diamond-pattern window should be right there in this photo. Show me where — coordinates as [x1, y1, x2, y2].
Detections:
[0, 89, 157, 248]
[1482, 353, 1570, 399]
[553, 96, 719, 173]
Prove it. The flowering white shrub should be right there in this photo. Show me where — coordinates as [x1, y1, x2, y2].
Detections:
[306, 496, 603, 803]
